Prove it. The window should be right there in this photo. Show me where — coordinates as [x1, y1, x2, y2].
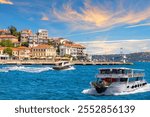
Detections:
[129, 78, 136, 82]
[120, 78, 128, 82]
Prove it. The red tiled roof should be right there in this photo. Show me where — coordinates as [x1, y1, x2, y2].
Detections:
[0, 47, 5, 50]
[63, 43, 85, 49]
[0, 29, 9, 32]
[0, 46, 29, 51]
[32, 44, 53, 49]
[12, 46, 30, 51]
[0, 35, 16, 38]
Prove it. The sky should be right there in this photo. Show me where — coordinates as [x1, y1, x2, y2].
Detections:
[0, 0, 150, 55]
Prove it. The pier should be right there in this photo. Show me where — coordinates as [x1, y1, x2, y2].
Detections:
[0, 60, 133, 65]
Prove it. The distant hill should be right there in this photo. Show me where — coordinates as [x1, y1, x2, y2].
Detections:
[92, 52, 150, 62]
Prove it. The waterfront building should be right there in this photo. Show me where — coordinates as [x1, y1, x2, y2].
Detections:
[59, 43, 86, 59]
[12, 46, 30, 60]
[31, 44, 56, 59]
[20, 29, 32, 43]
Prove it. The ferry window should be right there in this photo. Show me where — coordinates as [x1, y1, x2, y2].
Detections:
[138, 77, 143, 81]
[129, 78, 136, 82]
[120, 78, 127, 82]
[101, 70, 107, 74]
[136, 77, 138, 81]
[112, 69, 118, 74]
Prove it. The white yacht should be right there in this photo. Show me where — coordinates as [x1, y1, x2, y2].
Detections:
[52, 61, 73, 70]
[91, 68, 148, 95]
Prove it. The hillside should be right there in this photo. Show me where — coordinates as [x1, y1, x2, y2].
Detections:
[92, 52, 150, 62]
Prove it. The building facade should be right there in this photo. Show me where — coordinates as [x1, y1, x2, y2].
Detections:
[12, 46, 30, 60]
[20, 30, 32, 43]
[29, 34, 39, 47]
[31, 44, 56, 59]
[38, 29, 48, 39]
[59, 43, 86, 59]
[0, 29, 10, 35]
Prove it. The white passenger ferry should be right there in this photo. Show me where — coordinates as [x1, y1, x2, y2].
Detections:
[91, 68, 148, 95]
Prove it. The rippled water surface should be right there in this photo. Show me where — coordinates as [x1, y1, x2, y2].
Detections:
[0, 62, 150, 100]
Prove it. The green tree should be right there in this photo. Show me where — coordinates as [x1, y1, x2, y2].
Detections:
[0, 40, 14, 47]
[21, 42, 29, 47]
[8, 25, 21, 40]
[8, 26, 17, 36]
[3, 48, 12, 56]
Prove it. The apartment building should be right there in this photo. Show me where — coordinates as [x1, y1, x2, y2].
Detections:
[20, 30, 32, 43]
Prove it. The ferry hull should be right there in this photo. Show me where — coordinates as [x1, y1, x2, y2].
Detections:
[92, 81, 148, 95]
[91, 82, 108, 93]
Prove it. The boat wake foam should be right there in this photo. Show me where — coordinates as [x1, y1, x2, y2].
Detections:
[63, 66, 75, 71]
[0, 66, 53, 73]
[0, 65, 76, 73]
[82, 84, 150, 96]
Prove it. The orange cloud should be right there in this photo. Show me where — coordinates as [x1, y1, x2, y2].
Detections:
[52, 0, 150, 31]
[41, 14, 49, 21]
[0, 0, 13, 4]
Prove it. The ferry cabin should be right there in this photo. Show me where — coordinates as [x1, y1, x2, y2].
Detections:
[96, 68, 147, 88]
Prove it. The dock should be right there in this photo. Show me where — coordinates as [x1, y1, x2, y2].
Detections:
[0, 60, 133, 65]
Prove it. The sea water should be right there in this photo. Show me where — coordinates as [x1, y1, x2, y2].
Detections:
[0, 62, 150, 100]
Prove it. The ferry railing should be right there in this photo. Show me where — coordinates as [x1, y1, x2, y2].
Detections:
[96, 73, 144, 78]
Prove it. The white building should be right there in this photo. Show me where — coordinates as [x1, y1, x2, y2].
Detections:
[59, 43, 86, 58]
[38, 29, 48, 39]
[29, 34, 39, 47]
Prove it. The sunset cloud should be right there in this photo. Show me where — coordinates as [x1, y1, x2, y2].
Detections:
[0, 0, 13, 4]
[51, 0, 150, 31]
[41, 14, 49, 21]
[79, 39, 150, 55]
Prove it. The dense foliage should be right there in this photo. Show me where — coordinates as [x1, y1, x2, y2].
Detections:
[3, 47, 12, 56]
[0, 40, 14, 47]
[21, 42, 29, 47]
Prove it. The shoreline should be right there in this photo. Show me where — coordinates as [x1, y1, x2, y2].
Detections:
[0, 60, 133, 65]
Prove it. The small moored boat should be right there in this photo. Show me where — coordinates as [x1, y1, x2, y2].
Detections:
[91, 67, 148, 95]
[52, 61, 73, 70]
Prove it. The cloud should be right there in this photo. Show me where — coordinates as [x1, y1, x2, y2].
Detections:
[126, 23, 150, 28]
[51, 0, 150, 31]
[0, 0, 13, 4]
[78, 39, 150, 55]
[41, 14, 49, 21]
